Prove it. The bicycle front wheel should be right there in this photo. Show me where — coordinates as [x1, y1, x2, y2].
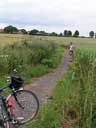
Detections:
[9, 90, 39, 124]
[0, 120, 10, 128]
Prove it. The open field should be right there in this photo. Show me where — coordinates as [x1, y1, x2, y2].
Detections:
[0, 34, 96, 50]
[0, 33, 30, 46]
[37, 36, 96, 51]
[0, 34, 96, 128]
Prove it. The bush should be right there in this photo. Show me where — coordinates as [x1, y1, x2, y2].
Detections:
[0, 40, 63, 84]
[0, 41, 56, 73]
[41, 59, 53, 67]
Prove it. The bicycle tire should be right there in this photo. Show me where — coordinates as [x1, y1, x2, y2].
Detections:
[69, 51, 73, 56]
[4, 122, 10, 128]
[0, 104, 10, 128]
[0, 120, 10, 128]
[7, 90, 39, 124]
[0, 119, 5, 128]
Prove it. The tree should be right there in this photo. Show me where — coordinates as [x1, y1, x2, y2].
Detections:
[59, 32, 63, 37]
[29, 29, 39, 35]
[73, 30, 79, 37]
[89, 31, 94, 38]
[4, 25, 18, 33]
[39, 31, 48, 36]
[64, 30, 68, 36]
[64, 30, 72, 37]
[67, 31, 72, 36]
[21, 29, 27, 34]
[49, 32, 58, 36]
[39, 31, 45, 33]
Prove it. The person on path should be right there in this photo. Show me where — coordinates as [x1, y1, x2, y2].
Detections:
[69, 42, 75, 55]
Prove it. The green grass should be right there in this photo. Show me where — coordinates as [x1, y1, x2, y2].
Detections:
[32, 36, 96, 50]
[0, 34, 96, 127]
[0, 34, 96, 50]
[27, 49, 96, 128]
[0, 33, 30, 46]
[75, 50, 96, 128]
[0, 38, 63, 86]
[26, 64, 80, 128]
[26, 49, 96, 128]
[20, 46, 63, 83]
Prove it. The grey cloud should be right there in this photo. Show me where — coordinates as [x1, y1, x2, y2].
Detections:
[0, 0, 96, 36]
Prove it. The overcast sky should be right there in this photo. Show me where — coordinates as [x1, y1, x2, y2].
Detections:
[0, 0, 96, 36]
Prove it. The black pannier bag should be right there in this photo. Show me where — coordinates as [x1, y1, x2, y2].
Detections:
[10, 75, 24, 90]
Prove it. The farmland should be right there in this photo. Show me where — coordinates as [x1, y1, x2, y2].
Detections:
[0, 33, 30, 45]
[34, 36, 96, 50]
[0, 34, 96, 49]
[0, 34, 96, 128]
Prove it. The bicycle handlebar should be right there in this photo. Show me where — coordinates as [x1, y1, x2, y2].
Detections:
[0, 69, 23, 93]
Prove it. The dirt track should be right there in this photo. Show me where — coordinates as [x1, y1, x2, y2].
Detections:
[25, 49, 71, 105]
[18, 49, 71, 128]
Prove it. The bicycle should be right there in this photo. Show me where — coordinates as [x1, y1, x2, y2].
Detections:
[0, 69, 39, 128]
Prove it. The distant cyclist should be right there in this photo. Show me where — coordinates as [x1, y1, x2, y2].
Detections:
[69, 42, 75, 56]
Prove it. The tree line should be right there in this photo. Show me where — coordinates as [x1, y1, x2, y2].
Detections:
[2, 25, 96, 38]
[3, 25, 80, 37]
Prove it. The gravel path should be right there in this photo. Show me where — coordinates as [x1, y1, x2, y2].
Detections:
[25, 49, 71, 104]
[18, 49, 71, 128]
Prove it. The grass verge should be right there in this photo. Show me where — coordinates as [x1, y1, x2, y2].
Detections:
[26, 61, 80, 128]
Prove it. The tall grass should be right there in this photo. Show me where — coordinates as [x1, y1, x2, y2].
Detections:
[26, 61, 80, 128]
[0, 40, 63, 85]
[76, 49, 96, 128]
[27, 49, 96, 128]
